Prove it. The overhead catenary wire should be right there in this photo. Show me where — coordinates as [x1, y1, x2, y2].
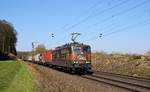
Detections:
[82, 20, 150, 43]
[82, 0, 150, 35]
[56, 0, 104, 33]
[89, 0, 150, 28]
[82, 10, 149, 41]
[81, 0, 150, 41]
[52, 0, 150, 45]
[50, 0, 104, 44]
[57, 0, 130, 43]
[103, 21, 150, 37]
[63, 0, 129, 33]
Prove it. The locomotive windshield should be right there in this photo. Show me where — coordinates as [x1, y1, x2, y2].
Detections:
[73, 45, 91, 54]
[73, 47, 82, 54]
[83, 46, 91, 53]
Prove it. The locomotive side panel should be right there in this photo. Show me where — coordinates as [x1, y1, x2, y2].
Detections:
[51, 47, 73, 67]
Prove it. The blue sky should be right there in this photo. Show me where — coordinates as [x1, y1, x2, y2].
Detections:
[0, 0, 150, 54]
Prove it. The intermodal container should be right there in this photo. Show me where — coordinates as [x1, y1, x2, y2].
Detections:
[41, 50, 52, 64]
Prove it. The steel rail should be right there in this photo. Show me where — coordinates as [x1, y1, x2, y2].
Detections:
[82, 72, 150, 92]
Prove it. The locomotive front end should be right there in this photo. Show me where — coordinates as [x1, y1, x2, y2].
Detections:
[71, 44, 92, 73]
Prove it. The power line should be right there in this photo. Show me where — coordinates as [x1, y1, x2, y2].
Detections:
[63, 0, 129, 32]
[103, 22, 150, 37]
[54, 0, 150, 45]
[83, 0, 150, 35]
[81, 0, 150, 41]
[57, 0, 104, 33]
[94, 0, 150, 27]
[51, 0, 104, 44]
[82, 20, 150, 43]
[58, 0, 130, 43]
[83, 11, 148, 40]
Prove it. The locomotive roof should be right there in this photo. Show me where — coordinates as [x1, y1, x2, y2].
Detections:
[55, 42, 90, 50]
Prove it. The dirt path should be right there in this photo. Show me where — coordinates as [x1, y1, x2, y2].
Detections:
[26, 62, 133, 92]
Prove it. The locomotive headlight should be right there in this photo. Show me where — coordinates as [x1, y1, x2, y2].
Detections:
[74, 61, 78, 63]
[86, 61, 91, 63]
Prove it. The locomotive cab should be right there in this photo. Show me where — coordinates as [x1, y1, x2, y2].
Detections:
[71, 43, 92, 73]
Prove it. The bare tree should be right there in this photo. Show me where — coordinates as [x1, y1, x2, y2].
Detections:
[35, 44, 46, 54]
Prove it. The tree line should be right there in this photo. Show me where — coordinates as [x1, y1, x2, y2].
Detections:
[0, 20, 17, 56]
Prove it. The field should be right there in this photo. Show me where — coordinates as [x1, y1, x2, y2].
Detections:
[0, 61, 38, 92]
[92, 52, 150, 78]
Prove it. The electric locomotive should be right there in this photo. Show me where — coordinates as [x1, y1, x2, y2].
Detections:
[51, 42, 92, 73]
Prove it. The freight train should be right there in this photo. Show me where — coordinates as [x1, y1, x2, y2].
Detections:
[28, 42, 92, 73]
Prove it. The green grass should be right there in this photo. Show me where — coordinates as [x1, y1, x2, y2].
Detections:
[0, 60, 38, 92]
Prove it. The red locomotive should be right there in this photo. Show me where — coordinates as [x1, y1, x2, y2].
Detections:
[51, 42, 92, 73]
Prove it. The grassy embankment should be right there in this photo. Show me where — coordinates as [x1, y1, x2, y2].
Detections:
[92, 52, 150, 78]
[0, 60, 38, 92]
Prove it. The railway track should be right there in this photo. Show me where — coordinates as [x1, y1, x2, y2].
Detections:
[82, 72, 150, 92]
